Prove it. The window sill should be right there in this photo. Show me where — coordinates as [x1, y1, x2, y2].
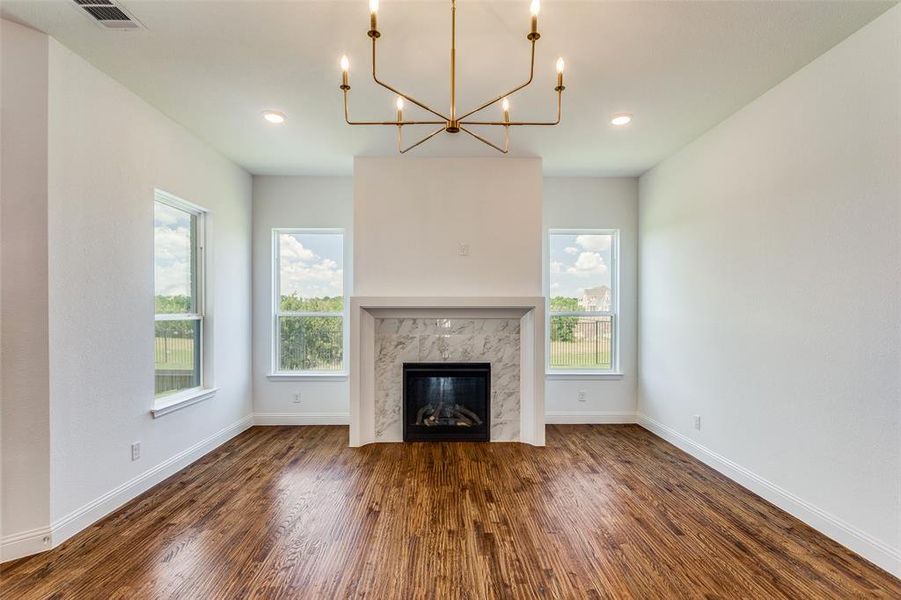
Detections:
[267, 373, 348, 382]
[151, 387, 218, 418]
[545, 372, 624, 381]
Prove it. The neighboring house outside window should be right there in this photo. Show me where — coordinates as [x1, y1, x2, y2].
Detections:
[579, 286, 611, 312]
[547, 230, 619, 372]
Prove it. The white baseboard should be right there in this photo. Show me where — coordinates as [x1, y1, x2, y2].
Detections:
[254, 412, 350, 426]
[637, 413, 901, 578]
[255, 412, 632, 428]
[1, 414, 253, 564]
[0, 526, 53, 563]
[546, 411, 636, 424]
[8, 411, 897, 578]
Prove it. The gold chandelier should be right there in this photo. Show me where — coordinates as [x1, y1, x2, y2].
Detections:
[338, 0, 565, 154]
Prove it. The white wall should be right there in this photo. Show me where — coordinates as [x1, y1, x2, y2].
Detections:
[252, 176, 353, 422]
[638, 5, 900, 575]
[544, 178, 638, 422]
[1, 19, 51, 557]
[252, 173, 637, 425]
[45, 40, 253, 537]
[354, 157, 543, 297]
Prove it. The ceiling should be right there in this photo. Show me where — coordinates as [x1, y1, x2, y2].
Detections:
[2, 0, 894, 176]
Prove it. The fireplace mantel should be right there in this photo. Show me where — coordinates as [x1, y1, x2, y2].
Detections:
[349, 296, 546, 447]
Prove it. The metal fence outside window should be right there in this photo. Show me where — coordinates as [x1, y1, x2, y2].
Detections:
[549, 316, 613, 369]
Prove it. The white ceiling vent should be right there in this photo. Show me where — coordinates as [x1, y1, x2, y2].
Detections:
[73, 0, 143, 30]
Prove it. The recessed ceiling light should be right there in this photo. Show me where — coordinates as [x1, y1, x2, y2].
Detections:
[611, 113, 632, 126]
[262, 110, 286, 124]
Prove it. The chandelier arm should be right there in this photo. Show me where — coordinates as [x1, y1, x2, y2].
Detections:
[459, 126, 509, 154]
[371, 37, 449, 122]
[455, 41, 536, 122]
[460, 89, 562, 127]
[399, 126, 447, 154]
[343, 90, 445, 126]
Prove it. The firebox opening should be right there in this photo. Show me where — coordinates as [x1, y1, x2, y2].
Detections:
[403, 362, 490, 442]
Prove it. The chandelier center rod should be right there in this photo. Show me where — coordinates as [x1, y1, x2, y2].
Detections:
[450, 0, 457, 123]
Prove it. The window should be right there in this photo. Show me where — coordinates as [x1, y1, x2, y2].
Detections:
[154, 191, 206, 398]
[273, 229, 346, 374]
[547, 230, 618, 372]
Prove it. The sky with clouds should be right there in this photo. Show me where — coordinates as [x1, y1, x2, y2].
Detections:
[549, 233, 613, 298]
[154, 202, 194, 299]
[156, 218, 599, 303]
[278, 233, 343, 299]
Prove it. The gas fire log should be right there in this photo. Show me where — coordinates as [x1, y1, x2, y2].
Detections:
[454, 404, 483, 425]
[415, 403, 434, 425]
[455, 415, 474, 427]
[415, 401, 482, 427]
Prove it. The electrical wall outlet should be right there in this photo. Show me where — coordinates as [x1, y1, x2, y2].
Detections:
[577, 390, 587, 402]
[458, 243, 470, 256]
[693, 415, 701, 431]
[293, 392, 302, 404]
[131, 442, 141, 461]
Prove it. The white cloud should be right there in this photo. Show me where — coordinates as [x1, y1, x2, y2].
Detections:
[280, 235, 315, 263]
[154, 225, 192, 296]
[154, 227, 191, 263]
[550, 282, 561, 291]
[574, 252, 602, 271]
[155, 261, 190, 296]
[155, 203, 188, 228]
[281, 257, 343, 298]
[315, 258, 337, 270]
[575, 234, 611, 252]
[276, 235, 343, 298]
[566, 251, 608, 277]
[549, 260, 564, 274]
[563, 246, 579, 255]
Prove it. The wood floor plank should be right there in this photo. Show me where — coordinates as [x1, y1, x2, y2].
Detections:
[1, 425, 898, 599]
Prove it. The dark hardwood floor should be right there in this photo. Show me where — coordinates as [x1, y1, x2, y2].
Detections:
[1, 425, 898, 599]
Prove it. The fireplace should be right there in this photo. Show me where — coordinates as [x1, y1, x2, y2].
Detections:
[350, 298, 545, 447]
[403, 362, 490, 442]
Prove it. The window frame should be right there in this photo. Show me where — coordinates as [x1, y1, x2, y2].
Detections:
[152, 189, 214, 415]
[271, 228, 348, 377]
[546, 228, 620, 376]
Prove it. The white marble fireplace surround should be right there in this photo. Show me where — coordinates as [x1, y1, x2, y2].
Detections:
[349, 297, 545, 447]
[375, 317, 520, 442]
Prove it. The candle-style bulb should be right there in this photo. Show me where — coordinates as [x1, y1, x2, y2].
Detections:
[369, 0, 379, 32]
[529, 0, 539, 36]
[395, 96, 404, 111]
[556, 57, 565, 73]
[339, 55, 350, 87]
[502, 97, 510, 112]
